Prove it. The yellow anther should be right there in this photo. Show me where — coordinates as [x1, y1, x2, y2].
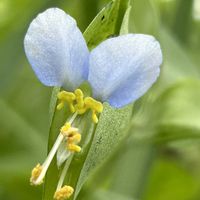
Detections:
[69, 104, 75, 113]
[76, 106, 87, 115]
[68, 133, 81, 143]
[57, 91, 76, 101]
[67, 144, 82, 153]
[60, 122, 71, 135]
[30, 164, 43, 185]
[57, 91, 76, 113]
[84, 97, 103, 123]
[57, 89, 103, 123]
[92, 110, 98, 124]
[54, 185, 74, 200]
[84, 97, 103, 113]
[66, 130, 82, 153]
[75, 89, 84, 109]
[57, 101, 65, 110]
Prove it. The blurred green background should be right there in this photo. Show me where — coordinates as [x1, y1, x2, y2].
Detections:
[1, 0, 200, 199]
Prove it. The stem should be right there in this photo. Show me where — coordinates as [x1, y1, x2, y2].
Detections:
[36, 133, 64, 184]
[38, 112, 78, 184]
[56, 155, 74, 190]
[69, 112, 78, 124]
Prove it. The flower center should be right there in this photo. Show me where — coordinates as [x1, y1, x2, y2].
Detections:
[57, 88, 103, 123]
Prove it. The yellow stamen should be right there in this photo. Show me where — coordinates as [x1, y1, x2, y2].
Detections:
[66, 130, 82, 153]
[54, 185, 74, 200]
[57, 101, 65, 110]
[84, 97, 103, 113]
[91, 110, 98, 123]
[57, 91, 76, 113]
[67, 144, 82, 153]
[30, 164, 43, 185]
[84, 97, 103, 123]
[68, 133, 81, 143]
[60, 123, 71, 135]
[57, 89, 103, 123]
[74, 89, 84, 109]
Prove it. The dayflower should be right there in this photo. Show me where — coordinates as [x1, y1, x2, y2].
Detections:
[24, 8, 162, 200]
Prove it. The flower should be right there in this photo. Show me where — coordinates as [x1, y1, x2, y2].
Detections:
[24, 8, 162, 109]
[24, 7, 162, 200]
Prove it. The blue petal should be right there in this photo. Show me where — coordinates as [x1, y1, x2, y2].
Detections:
[24, 8, 89, 90]
[88, 34, 162, 108]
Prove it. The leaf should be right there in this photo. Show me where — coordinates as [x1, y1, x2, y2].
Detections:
[158, 29, 199, 87]
[81, 133, 155, 199]
[84, 0, 130, 49]
[172, 0, 193, 43]
[70, 104, 133, 199]
[84, 189, 136, 200]
[130, 0, 159, 35]
[0, 99, 44, 157]
[43, 1, 131, 199]
[120, 2, 131, 35]
[143, 158, 200, 200]
[154, 79, 200, 143]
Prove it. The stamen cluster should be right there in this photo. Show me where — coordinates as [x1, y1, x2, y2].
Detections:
[57, 89, 103, 123]
[54, 185, 74, 200]
[30, 89, 103, 200]
[60, 122, 81, 153]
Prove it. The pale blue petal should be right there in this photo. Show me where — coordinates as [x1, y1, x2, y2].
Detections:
[88, 34, 162, 108]
[24, 8, 89, 90]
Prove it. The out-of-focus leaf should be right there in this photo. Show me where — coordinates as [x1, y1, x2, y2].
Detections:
[84, 189, 136, 200]
[0, 99, 44, 156]
[143, 158, 200, 200]
[173, 0, 193, 43]
[130, 0, 159, 35]
[158, 29, 199, 88]
[82, 135, 155, 199]
[0, 0, 51, 94]
[154, 79, 200, 143]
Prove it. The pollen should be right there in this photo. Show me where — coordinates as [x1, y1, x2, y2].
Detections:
[84, 97, 103, 123]
[54, 185, 74, 200]
[57, 89, 103, 123]
[66, 130, 82, 153]
[75, 89, 84, 109]
[57, 91, 76, 113]
[30, 164, 43, 185]
[68, 132, 81, 143]
[67, 143, 82, 153]
[60, 122, 71, 134]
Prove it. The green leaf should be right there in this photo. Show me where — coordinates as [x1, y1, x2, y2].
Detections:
[84, 189, 136, 200]
[172, 0, 193, 43]
[130, 0, 159, 35]
[143, 158, 200, 200]
[70, 104, 133, 199]
[154, 79, 200, 143]
[43, 1, 131, 200]
[158, 29, 199, 87]
[84, 0, 130, 49]
[120, 2, 131, 34]
[0, 99, 44, 157]
[82, 135, 155, 199]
